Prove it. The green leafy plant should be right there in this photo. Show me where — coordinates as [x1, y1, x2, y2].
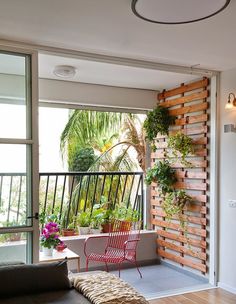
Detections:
[143, 105, 175, 151]
[68, 147, 96, 171]
[90, 204, 104, 229]
[167, 132, 194, 166]
[145, 160, 176, 194]
[162, 190, 193, 234]
[76, 210, 91, 227]
[112, 203, 140, 222]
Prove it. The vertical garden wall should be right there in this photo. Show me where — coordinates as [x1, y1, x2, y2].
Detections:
[150, 78, 210, 275]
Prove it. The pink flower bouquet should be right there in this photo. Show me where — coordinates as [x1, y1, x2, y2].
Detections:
[40, 222, 61, 249]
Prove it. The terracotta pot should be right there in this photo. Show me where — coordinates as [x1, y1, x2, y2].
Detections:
[56, 243, 67, 252]
[120, 221, 132, 231]
[61, 228, 75, 237]
[101, 223, 114, 233]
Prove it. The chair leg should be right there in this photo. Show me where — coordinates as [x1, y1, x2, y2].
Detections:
[134, 259, 142, 279]
[105, 261, 109, 272]
[86, 258, 89, 272]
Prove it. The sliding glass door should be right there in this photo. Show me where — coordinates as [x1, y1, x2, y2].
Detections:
[0, 48, 39, 264]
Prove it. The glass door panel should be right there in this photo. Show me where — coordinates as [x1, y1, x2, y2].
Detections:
[0, 49, 38, 264]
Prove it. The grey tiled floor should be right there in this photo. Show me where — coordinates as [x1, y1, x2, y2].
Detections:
[110, 264, 208, 299]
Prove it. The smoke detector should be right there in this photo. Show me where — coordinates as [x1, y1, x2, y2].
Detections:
[53, 65, 77, 79]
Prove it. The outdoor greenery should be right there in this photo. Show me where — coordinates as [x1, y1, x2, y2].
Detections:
[68, 147, 96, 171]
[167, 131, 195, 166]
[143, 105, 175, 151]
[145, 160, 176, 194]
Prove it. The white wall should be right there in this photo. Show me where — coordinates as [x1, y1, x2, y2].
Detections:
[219, 69, 236, 293]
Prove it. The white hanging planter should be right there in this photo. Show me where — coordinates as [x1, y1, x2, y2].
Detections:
[42, 246, 54, 257]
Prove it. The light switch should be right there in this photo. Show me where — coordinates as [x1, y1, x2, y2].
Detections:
[228, 200, 236, 208]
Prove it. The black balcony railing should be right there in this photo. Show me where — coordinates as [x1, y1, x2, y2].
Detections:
[0, 172, 144, 228]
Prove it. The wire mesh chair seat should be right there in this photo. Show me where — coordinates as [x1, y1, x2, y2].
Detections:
[84, 220, 142, 278]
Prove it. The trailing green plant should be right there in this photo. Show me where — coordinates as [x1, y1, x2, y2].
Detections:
[145, 160, 176, 194]
[162, 190, 193, 235]
[167, 132, 195, 166]
[143, 105, 175, 151]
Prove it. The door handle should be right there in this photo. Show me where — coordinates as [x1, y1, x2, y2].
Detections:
[27, 212, 39, 220]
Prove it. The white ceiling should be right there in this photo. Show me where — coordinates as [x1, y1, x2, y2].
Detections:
[38, 54, 197, 90]
[0, 0, 235, 71]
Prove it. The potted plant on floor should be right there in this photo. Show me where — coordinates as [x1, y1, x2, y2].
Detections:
[40, 222, 61, 256]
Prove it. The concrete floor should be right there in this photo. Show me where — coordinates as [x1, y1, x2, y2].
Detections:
[110, 263, 209, 300]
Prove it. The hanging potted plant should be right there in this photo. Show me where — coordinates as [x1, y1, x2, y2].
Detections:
[162, 190, 193, 234]
[167, 131, 195, 167]
[145, 160, 176, 194]
[143, 105, 175, 151]
[40, 222, 61, 256]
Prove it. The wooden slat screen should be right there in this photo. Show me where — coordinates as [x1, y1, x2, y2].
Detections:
[151, 78, 210, 275]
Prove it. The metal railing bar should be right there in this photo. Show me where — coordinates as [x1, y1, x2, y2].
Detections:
[91, 175, 99, 211]
[107, 174, 114, 202]
[133, 175, 142, 211]
[84, 175, 91, 211]
[100, 174, 107, 202]
[113, 175, 121, 207]
[75, 176, 83, 216]
[39, 171, 143, 176]
[121, 175, 128, 203]
[66, 176, 75, 227]
[52, 175, 58, 214]
[59, 175, 67, 220]
[43, 175, 50, 214]
[127, 173, 135, 208]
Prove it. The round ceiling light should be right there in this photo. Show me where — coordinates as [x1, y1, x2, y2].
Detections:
[131, 0, 230, 24]
[53, 65, 77, 79]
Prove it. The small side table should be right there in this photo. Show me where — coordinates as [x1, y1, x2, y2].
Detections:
[39, 248, 80, 272]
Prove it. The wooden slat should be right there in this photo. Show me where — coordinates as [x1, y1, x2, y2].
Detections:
[174, 182, 207, 191]
[153, 137, 207, 149]
[157, 239, 207, 260]
[151, 209, 207, 225]
[158, 78, 209, 100]
[152, 219, 207, 237]
[153, 149, 207, 158]
[151, 199, 207, 214]
[156, 229, 206, 249]
[175, 170, 207, 180]
[169, 102, 208, 116]
[151, 194, 207, 205]
[170, 160, 207, 168]
[158, 249, 207, 273]
[175, 114, 208, 126]
[160, 91, 208, 108]
[156, 126, 208, 139]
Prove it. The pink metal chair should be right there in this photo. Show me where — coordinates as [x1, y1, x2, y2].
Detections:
[84, 220, 142, 278]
